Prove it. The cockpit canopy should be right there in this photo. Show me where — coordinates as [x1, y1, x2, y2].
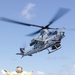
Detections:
[40, 29, 49, 35]
[48, 30, 57, 35]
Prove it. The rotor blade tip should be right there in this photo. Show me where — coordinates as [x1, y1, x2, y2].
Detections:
[60, 7, 70, 12]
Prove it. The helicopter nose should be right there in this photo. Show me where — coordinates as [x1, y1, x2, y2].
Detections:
[61, 32, 65, 37]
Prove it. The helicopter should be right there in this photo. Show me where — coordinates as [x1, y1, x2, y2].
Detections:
[0, 8, 71, 58]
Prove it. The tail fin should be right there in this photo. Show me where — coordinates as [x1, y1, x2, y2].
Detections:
[20, 48, 25, 54]
[16, 48, 25, 58]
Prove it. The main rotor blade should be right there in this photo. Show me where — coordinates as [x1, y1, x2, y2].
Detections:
[47, 8, 70, 26]
[0, 17, 42, 28]
[48, 27, 75, 31]
[27, 29, 42, 36]
[62, 28, 75, 31]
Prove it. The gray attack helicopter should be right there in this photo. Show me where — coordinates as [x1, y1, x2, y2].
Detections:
[0, 8, 72, 58]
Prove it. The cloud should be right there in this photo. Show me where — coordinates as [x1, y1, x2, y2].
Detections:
[73, 64, 75, 68]
[0, 70, 6, 75]
[21, 3, 35, 19]
[33, 71, 45, 75]
[1, 70, 6, 74]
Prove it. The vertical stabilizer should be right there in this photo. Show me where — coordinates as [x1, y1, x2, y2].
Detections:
[16, 48, 25, 58]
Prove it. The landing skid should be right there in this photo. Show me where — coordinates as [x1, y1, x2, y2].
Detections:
[47, 47, 61, 54]
[48, 49, 59, 54]
[47, 49, 51, 54]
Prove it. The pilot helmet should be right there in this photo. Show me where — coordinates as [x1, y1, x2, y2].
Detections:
[16, 66, 23, 73]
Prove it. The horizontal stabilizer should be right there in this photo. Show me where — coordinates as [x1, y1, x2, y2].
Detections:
[16, 48, 25, 58]
[16, 53, 22, 55]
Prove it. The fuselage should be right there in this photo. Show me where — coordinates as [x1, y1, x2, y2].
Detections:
[22, 29, 65, 56]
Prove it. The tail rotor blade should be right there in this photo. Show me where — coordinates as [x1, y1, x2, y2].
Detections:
[63, 28, 75, 31]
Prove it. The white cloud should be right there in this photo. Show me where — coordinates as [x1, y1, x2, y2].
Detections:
[0, 70, 6, 75]
[33, 71, 46, 75]
[73, 64, 75, 68]
[1, 70, 6, 74]
[36, 71, 45, 75]
[21, 3, 35, 19]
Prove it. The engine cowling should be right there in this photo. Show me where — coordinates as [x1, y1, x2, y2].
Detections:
[30, 39, 37, 46]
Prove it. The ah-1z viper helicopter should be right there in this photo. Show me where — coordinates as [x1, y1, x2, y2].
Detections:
[0, 8, 71, 58]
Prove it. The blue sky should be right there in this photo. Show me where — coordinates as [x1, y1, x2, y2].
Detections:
[0, 0, 75, 75]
